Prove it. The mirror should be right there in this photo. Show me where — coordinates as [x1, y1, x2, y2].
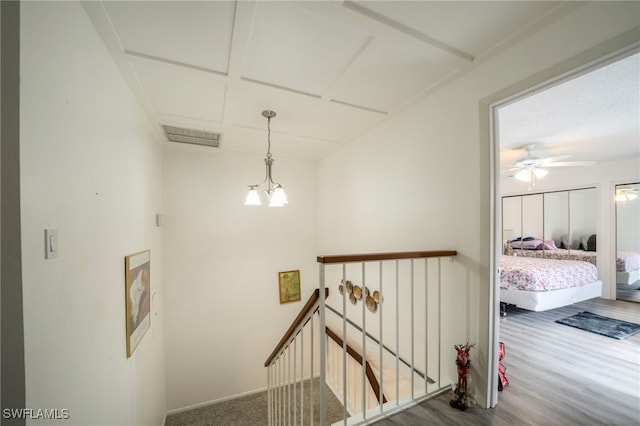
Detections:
[569, 188, 597, 250]
[544, 191, 569, 250]
[502, 187, 597, 257]
[616, 182, 640, 302]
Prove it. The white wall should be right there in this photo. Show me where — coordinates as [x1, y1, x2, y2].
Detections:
[503, 157, 640, 298]
[20, 2, 166, 425]
[162, 144, 318, 411]
[318, 2, 640, 408]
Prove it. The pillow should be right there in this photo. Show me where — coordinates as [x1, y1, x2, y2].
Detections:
[579, 234, 591, 251]
[511, 239, 543, 250]
[559, 235, 570, 249]
[586, 234, 596, 252]
[535, 240, 557, 250]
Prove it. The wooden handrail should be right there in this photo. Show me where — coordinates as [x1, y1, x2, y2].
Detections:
[264, 288, 329, 367]
[317, 250, 457, 264]
[325, 327, 387, 405]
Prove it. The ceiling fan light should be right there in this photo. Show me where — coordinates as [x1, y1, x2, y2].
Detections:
[617, 192, 638, 202]
[514, 169, 532, 182]
[533, 168, 548, 179]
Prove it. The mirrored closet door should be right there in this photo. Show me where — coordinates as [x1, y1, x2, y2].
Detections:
[502, 187, 596, 256]
[615, 182, 640, 303]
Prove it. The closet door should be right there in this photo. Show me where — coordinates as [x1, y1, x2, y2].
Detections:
[502, 196, 522, 239]
[544, 191, 569, 247]
[522, 194, 543, 239]
[570, 188, 597, 249]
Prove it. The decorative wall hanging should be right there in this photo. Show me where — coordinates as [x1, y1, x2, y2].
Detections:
[279, 270, 301, 303]
[125, 250, 151, 357]
[339, 280, 381, 312]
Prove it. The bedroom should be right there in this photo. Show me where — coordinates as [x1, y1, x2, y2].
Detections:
[498, 51, 640, 312]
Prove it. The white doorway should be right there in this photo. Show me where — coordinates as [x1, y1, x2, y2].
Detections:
[484, 38, 640, 408]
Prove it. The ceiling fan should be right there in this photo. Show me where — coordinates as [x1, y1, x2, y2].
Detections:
[503, 143, 597, 186]
[616, 186, 639, 202]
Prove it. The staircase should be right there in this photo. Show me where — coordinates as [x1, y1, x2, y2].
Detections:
[265, 250, 458, 425]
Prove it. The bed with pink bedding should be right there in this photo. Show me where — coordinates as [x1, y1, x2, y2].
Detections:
[510, 248, 597, 266]
[500, 255, 602, 312]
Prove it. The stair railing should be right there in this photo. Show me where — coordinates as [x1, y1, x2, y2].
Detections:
[265, 250, 458, 426]
[264, 288, 329, 426]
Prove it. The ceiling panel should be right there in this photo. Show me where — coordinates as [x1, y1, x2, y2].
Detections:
[83, 1, 637, 163]
[223, 80, 320, 133]
[221, 125, 340, 160]
[103, 1, 234, 72]
[330, 38, 463, 112]
[354, 1, 563, 57]
[242, 2, 370, 96]
[295, 101, 383, 143]
[131, 57, 226, 123]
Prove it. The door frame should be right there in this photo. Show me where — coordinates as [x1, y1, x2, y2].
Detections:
[481, 28, 640, 408]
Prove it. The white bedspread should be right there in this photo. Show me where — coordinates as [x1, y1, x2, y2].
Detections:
[500, 255, 598, 292]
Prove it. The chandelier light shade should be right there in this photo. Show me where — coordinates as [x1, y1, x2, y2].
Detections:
[244, 110, 288, 207]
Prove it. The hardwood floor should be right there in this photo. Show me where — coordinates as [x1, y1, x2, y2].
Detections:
[375, 298, 640, 425]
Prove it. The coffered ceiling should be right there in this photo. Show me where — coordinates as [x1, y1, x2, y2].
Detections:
[82, 1, 638, 164]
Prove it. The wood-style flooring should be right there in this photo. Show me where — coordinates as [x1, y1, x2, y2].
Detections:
[375, 298, 640, 425]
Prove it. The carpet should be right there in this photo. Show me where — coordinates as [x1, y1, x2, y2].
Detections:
[165, 378, 345, 426]
[555, 311, 640, 340]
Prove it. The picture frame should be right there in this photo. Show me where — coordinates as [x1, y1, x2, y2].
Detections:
[278, 270, 301, 304]
[125, 250, 151, 357]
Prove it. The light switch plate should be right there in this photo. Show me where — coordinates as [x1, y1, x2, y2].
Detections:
[45, 229, 58, 259]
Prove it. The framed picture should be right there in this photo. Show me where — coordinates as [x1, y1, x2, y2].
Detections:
[278, 270, 301, 304]
[125, 250, 151, 357]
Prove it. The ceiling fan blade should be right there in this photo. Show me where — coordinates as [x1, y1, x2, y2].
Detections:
[544, 161, 597, 167]
[502, 166, 522, 172]
[541, 154, 571, 163]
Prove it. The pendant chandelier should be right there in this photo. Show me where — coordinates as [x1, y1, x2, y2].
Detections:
[244, 110, 288, 207]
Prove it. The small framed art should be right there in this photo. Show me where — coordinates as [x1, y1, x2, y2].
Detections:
[278, 270, 301, 304]
[125, 250, 151, 357]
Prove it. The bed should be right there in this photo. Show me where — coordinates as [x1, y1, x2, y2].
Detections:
[616, 250, 640, 285]
[510, 248, 597, 266]
[500, 255, 602, 312]
[509, 243, 640, 286]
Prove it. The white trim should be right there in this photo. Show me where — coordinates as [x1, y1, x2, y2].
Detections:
[165, 385, 268, 415]
[611, 179, 640, 297]
[483, 27, 640, 410]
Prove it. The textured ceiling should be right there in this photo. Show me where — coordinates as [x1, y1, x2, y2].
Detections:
[499, 52, 640, 171]
[82, 1, 638, 166]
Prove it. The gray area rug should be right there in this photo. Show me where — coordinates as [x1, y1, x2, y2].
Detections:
[166, 378, 345, 426]
[555, 311, 640, 340]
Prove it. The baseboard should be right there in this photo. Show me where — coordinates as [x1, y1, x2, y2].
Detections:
[166, 386, 268, 415]
[166, 374, 321, 416]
